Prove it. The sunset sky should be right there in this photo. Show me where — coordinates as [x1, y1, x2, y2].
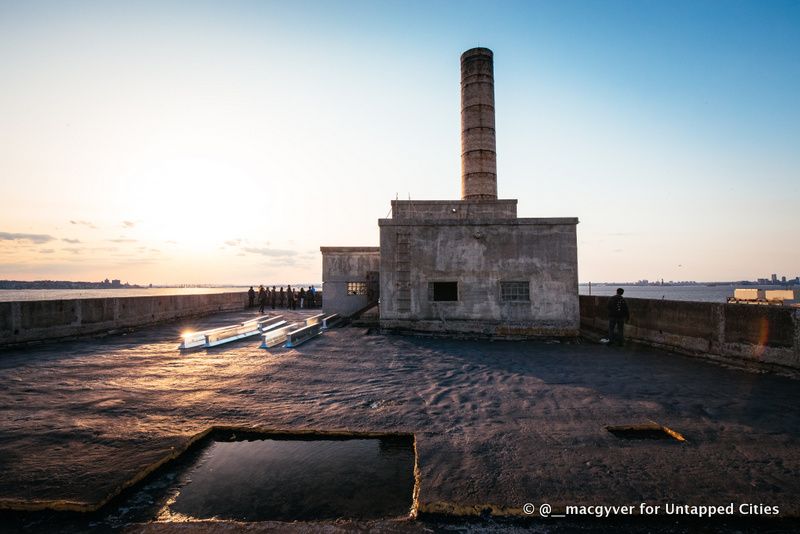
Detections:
[1, 1, 798, 285]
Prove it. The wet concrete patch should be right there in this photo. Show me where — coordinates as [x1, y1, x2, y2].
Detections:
[158, 431, 417, 521]
[606, 423, 685, 441]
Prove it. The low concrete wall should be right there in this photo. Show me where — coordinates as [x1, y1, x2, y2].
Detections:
[0, 292, 248, 347]
[580, 295, 800, 372]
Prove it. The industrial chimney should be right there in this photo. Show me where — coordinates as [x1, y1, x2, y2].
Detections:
[460, 47, 497, 200]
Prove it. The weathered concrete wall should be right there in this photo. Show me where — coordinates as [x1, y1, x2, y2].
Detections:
[0, 292, 248, 347]
[379, 218, 580, 337]
[392, 199, 516, 220]
[320, 247, 381, 317]
[580, 295, 800, 372]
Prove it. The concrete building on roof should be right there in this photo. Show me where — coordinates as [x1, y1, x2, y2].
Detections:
[321, 47, 579, 337]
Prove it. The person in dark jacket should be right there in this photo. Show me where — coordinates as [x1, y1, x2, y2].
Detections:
[279, 287, 285, 308]
[286, 285, 294, 309]
[607, 287, 630, 345]
[247, 286, 256, 308]
[270, 286, 277, 309]
[299, 287, 306, 309]
[258, 285, 267, 313]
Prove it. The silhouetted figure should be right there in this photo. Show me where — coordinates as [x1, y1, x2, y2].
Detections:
[308, 285, 316, 309]
[258, 285, 267, 313]
[607, 287, 630, 346]
[299, 287, 306, 309]
[279, 287, 285, 308]
[247, 286, 255, 308]
[270, 286, 276, 309]
[286, 285, 294, 310]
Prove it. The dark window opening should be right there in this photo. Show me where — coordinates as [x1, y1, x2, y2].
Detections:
[428, 281, 458, 301]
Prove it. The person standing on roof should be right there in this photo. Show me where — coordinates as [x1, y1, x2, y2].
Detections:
[247, 286, 255, 308]
[258, 285, 267, 313]
[286, 285, 294, 310]
[607, 287, 630, 346]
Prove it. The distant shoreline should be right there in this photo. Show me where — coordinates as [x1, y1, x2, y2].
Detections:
[0, 287, 246, 302]
[0, 286, 323, 303]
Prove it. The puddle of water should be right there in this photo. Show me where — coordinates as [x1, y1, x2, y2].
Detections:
[0, 433, 416, 529]
[606, 424, 685, 441]
[162, 435, 416, 521]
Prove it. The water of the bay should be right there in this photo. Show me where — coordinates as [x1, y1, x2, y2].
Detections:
[579, 284, 796, 303]
[0, 287, 247, 302]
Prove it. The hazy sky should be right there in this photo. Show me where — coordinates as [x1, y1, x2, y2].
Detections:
[1, 0, 798, 284]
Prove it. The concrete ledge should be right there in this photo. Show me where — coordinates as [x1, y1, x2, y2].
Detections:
[379, 217, 579, 227]
[580, 295, 800, 373]
[380, 318, 579, 338]
[0, 292, 248, 347]
[319, 246, 380, 253]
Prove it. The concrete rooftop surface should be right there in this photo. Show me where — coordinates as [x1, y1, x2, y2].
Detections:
[1, 309, 799, 532]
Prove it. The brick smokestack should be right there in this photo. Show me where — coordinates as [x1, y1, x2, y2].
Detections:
[460, 47, 497, 200]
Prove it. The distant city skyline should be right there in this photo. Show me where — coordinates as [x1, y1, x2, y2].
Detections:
[1, 1, 798, 284]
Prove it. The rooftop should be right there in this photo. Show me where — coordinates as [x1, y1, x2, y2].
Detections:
[1, 309, 799, 530]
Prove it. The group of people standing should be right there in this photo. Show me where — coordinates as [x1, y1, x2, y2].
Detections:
[248, 285, 317, 313]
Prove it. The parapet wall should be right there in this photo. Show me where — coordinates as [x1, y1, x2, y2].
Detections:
[0, 292, 249, 347]
[390, 200, 517, 220]
[580, 295, 800, 373]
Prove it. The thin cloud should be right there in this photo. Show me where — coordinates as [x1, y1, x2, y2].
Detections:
[225, 239, 242, 247]
[265, 257, 306, 267]
[70, 220, 97, 229]
[242, 247, 297, 257]
[109, 238, 137, 243]
[39, 248, 55, 254]
[62, 238, 81, 244]
[0, 232, 55, 244]
[121, 220, 136, 228]
[113, 257, 158, 266]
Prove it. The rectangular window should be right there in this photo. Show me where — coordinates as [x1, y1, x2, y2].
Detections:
[428, 281, 458, 301]
[347, 282, 368, 296]
[500, 281, 530, 302]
